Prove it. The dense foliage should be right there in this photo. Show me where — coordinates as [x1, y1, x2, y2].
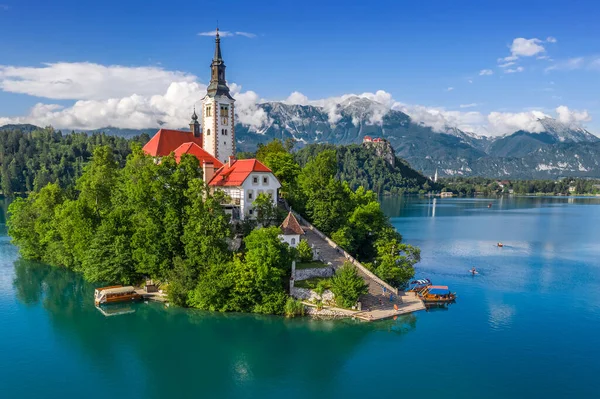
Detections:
[0, 126, 148, 196]
[256, 140, 419, 287]
[7, 128, 420, 317]
[294, 143, 434, 195]
[441, 176, 600, 196]
[330, 262, 369, 308]
[8, 145, 294, 315]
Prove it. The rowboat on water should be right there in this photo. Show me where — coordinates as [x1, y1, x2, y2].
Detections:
[94, 285, 142, 306]
[418, 285, 456, 304]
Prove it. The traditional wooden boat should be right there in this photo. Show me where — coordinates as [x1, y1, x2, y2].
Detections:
[94, 285, 142, 306]
[408, 278, 431, 292]
[497, 242, 504, 247]
[419, 285, 456, 304]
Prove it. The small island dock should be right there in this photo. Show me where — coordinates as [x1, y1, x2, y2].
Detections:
[134, 288, 168, 303]
[294, 211, 426, 321]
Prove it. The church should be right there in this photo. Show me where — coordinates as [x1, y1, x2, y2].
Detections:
[143, 29, 280, 221]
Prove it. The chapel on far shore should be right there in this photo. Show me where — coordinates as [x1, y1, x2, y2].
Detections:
[143, 28, 280, 221]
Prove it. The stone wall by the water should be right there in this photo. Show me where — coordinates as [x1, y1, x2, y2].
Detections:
[290, 287, 334, 304]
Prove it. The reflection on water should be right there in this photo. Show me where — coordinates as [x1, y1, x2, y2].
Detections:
[3, 195, 600, 398]
[6, 260, 418, 398]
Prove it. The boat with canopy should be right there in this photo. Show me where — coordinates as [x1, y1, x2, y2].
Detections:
[94, 285, 142, 306]
[418, 285, 456, 304]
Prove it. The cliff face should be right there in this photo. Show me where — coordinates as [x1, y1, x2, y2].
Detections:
[362, 139, 395, 167]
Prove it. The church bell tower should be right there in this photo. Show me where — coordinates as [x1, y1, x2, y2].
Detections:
[202, 28, 235, 164]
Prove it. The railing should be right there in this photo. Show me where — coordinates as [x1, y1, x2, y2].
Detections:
[290, 209, 399, 295]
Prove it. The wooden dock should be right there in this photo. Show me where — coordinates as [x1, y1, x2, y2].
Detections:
[352, 292, 426, 321]
[135, 289, 168, 303]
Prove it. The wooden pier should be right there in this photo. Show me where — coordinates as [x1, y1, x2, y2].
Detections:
[135, 288, 168, 303]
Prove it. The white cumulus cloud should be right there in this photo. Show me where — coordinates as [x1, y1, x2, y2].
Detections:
[0, 62, 594, 138]
[510, 38, 546, 57]
[0, 62, 196, 100]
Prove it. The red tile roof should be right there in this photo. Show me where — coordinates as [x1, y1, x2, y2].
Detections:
[280, 212, 304, 235]
[173, 142, 223, 168]
[208, 159, 273, 187]
[143, 129, 203, 157]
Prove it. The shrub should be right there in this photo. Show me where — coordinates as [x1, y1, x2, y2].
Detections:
[330, 262, 368, 308]
[284, 297, 305, 318]
[296, 239, 313, 262]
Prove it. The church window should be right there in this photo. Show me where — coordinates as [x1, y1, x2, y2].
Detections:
[220, 105, 229, 117]
[206, 106, 212, 117]
[291, 238, 296, 245]
[206, 129, 211, 136]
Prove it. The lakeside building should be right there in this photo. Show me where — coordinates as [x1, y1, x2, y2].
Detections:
[142, 28, 280, 221]
[279, 211, 305, 248]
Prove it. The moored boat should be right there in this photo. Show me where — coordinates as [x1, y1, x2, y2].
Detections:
[419, 285, 456, 304]
[408, 278, 431, 292]
[94, 285, 142, 306]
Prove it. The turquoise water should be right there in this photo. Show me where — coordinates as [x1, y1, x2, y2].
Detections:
[1, 196, 600, 398]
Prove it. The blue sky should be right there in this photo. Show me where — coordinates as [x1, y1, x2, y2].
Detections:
[0, 0, 599, 135]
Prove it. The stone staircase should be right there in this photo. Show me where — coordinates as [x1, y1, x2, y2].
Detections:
[301, 227, 405, 312]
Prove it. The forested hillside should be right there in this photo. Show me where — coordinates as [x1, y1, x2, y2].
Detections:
[294, 143, 435, 194]
[0, 126, 149, 195]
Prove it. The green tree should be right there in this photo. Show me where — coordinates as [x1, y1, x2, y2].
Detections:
[228, 227, 292, 314]
[256, 138, 294, 163]
[371, 238, 420, 287]
[253, 193, 278, 227]
[76, 146, 118, 219]
[263, 151, 302, 198]
[296, 239, 313, 262]
[330, 262, 368, 308]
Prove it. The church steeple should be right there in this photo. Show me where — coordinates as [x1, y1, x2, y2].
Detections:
[207, 28, 232, 99]
[190, 106, 201, 138]
[202, 27, 236, 164]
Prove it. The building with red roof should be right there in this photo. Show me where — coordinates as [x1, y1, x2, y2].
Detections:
[173, 142, 223, 168]
[207, 157, 280, 220]
[143, 128, 203, 158]
[279, 211, 305, 248]
[140, 30, 280, 222]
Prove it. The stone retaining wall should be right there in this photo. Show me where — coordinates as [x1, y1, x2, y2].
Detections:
[290, 287, 334, 304]
[294, 266, 335, 281]
[291, 210, 398, 295]
[305, 306, 349, 318]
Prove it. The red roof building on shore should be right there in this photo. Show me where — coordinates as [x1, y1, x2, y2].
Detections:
[208, 158, 273, 187]
[173, 142, 223, 168]
[143, 129, 203, 157]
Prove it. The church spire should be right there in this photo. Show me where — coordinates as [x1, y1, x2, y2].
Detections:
[206, 27, 232, 99]
[213, 28, 222, 62]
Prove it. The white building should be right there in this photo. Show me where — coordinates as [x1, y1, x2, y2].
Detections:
[279, 212, 304, 248]
[207, 157, 281, 220]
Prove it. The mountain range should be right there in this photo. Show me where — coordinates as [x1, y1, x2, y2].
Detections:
[234, 98, 600, 179]
[2, 97, 599, 179]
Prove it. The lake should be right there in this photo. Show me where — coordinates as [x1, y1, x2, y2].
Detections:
[1, 196, 600, 398]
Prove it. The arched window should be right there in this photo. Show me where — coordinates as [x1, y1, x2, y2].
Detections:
[206, 129, 211, 136]
[291, 238, 296, 245]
